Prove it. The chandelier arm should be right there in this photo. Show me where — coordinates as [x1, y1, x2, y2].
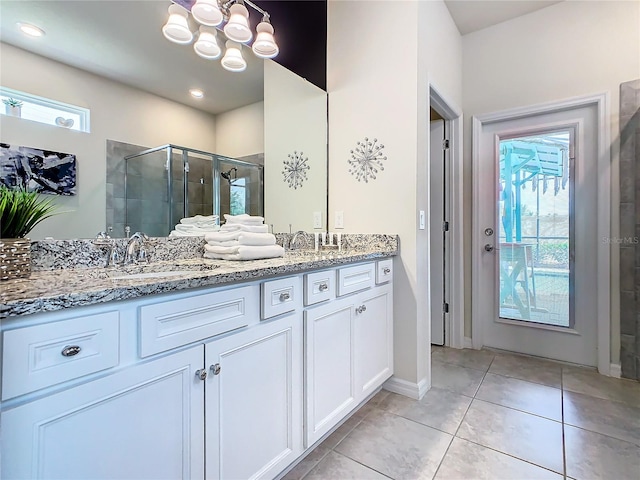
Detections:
[220, 0, 270, 20]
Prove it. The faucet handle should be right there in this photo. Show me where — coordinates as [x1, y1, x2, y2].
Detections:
[108, 244, 122, 267]
[137, 244, 149, 263]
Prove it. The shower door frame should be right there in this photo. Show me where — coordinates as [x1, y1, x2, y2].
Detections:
[124, 144, 264, 233]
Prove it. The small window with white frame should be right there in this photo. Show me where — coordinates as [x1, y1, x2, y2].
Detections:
[0, 87, 90, 132]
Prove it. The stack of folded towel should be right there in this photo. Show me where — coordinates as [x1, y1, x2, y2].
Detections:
[203, 214, 284, 261]
[169, 215, 220, 237]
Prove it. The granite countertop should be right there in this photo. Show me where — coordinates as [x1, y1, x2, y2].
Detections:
[0, 245, 397, 318]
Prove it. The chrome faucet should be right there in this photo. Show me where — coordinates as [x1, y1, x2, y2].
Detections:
[94, 231, 121, 268]
[289, 231, 310, 250]
[124, 232, 150, 265]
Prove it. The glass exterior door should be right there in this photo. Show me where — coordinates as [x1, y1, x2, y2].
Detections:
[498, 131, 572, 328]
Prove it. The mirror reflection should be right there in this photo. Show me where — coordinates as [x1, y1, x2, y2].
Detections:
[0, 0, 327, 239]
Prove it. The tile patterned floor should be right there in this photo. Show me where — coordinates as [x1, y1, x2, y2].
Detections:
[283, 347, 640, 480]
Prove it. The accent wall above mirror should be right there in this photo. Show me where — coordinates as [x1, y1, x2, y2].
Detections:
[0, 0, 328, 240]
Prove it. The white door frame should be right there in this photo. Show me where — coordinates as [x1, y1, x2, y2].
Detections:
[430, 84, 464, 349]
[471, 93, 611, 375]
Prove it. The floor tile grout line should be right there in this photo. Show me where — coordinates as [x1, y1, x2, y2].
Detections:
[451, 355, 566, 477]
[563, 422, 640, 448]
[327, 450, 395, 479]
[430, 435, 456, 480]
[471, 397, 563, 423]
[484, 369, 563, 390]
[451, 436, 566, 477]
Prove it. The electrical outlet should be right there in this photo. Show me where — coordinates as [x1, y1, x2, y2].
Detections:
[313, 211, 322, 229]
[335, 211, 344, 229]
[419, 210, 425, 230]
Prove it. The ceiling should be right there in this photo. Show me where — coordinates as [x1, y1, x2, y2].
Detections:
[444, 0, 564, 35]
[0, 0, 562, 114]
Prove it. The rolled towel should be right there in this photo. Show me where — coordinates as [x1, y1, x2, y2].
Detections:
[205, 244, 240, 255]
[219, 224, 269, 234]
[223, 213, 265, 225]
[204, 245, 285, 261]
[238, 232, 276, 246]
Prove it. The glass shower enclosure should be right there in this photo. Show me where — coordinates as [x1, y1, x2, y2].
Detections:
[123, 144, 263, 237]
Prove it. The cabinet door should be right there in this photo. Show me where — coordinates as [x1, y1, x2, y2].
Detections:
[354, 283, 394, 400]
[2, 346, 205, 480]
[304, 298, 356, 446]
[205, 313, 303, 480]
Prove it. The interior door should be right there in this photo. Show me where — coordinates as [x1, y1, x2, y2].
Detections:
[474, 103, 598, 366]
[430, 119, 447, 345]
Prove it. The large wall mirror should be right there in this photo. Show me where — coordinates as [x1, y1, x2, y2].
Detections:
[0, 0, 327, 239]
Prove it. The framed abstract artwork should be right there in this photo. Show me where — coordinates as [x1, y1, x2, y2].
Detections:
[0, 143, 76, 195]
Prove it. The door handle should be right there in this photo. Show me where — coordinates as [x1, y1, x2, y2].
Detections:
[484, 244, 495, 252]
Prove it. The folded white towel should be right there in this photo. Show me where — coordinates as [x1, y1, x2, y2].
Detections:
[175, 224, 220, 233]
[180, 215, 219, 225]
[220, 224, 269, 233]
[207, 239, 239, 247]
[204, 245, 285, 261]
[170, 223, 220, 237]
[223, 213, 265, 225]
[169, 229, 208, 237]
[205, 244, 240, 255]
[205, 231, 243, 243]
[238, 232, 276, 246]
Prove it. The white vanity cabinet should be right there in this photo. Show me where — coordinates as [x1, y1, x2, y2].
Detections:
[205, 311, 303, 480]
[1, 258, 393, 480]
[304, 265, 394, 446]
[2, 345, 205, 480]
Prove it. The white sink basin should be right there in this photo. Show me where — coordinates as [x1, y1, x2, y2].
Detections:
[108, 270, 199, 280]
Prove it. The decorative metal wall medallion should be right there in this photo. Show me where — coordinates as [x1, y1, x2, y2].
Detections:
[348, 137, 387, 183]
[282, 151, 310, 189]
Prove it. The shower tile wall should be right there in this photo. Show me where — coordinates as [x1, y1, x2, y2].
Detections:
[107, 141, 190, 237]
[619, 79, 640, 380]
[187, 156, 214, 217]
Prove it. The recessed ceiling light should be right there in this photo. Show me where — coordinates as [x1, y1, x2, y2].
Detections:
[17, 22, 45, 38]
[190, 89, 204, 99]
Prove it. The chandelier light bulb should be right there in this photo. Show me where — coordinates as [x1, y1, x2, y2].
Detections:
[252, 21, 279, 58]
[224, 3, 252, 44]
[162, 4, 193, 44]
[221, 40, 247, 72]
[194, 26, 221, 59]
[191, 0, 223, 27]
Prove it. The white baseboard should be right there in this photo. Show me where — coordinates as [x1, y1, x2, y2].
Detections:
[464, 337, 473, 349]
[609, 363, 621, 378]
[383, 376, 430, 400]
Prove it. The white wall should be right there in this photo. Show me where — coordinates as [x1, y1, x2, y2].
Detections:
[328, 0, 462, 389]
[215, 101, 264, 158]
[461, 0, 640, 364]
[0, 43, 217, 240]
[264, 60, 327, 233]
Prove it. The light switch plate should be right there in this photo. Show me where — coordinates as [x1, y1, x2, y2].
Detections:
[313, 211, 322, 229]
[335, 211, 344, 229]
[419, 210, 425, 230]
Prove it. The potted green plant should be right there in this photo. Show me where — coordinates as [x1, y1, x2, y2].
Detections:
[3, 98, 23, 117]
[0, 186, 59, 280]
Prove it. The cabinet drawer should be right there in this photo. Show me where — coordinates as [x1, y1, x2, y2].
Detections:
[337, 263, 375, 296]
[376, 259, 393, 284]
[2, 311, 119, 400]
[304, 270, 335, 306]
[139, 285, 258, 357]
[261, 276, 301, 319]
